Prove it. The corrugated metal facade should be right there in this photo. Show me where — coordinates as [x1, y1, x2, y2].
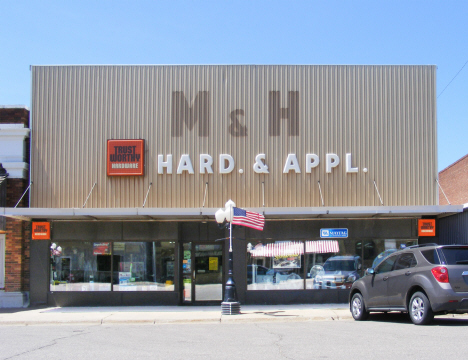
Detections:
[439, 210, 468, 245]
[30, 65, 437, 209]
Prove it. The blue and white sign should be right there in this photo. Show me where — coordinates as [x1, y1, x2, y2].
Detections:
[320, 228, 348, 238]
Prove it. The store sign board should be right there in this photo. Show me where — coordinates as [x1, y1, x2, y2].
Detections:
[320, 228, 348, 238]
[209, 257, 219, 271]
[107, 139, 145, 176]
[32, 222, 50, 240]
[418, 219, 436, 236]
[93, 242, 110, 255]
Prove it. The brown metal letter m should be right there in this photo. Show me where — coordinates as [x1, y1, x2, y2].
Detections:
[171, 91, 210, 137]
[268, 91, 299, 136]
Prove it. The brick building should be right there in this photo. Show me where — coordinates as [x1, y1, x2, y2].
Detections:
[438, 154, 468, 245]
[438, 154, 468, 206]
[0, 106, 30, 307]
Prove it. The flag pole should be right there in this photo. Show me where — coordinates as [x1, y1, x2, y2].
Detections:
[221, 203, 240, 315]
[229, 207, 233, 252]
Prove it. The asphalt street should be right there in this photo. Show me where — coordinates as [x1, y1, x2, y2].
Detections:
[1, 313, 468, 360]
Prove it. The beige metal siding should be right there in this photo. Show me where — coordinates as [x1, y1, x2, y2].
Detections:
[31, 65, 437, 208]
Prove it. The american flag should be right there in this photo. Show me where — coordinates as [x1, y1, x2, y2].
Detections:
[232, 207, 265, 231]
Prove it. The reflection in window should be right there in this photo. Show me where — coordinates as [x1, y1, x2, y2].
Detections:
[113, 242, 175, 291]
[247, 238, 419, 291]
[49, 241, 175, 292]
[305, 240, 361, 290]
[247, 241, 304, 290]
[394, 253, 417, 270]
[375, 255, 397, 274]
[370, 240, 418, 269]
[50, 242, 111, 291]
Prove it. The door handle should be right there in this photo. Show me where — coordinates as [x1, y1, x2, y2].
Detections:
[405, 271, 411, 276]
[383, 276, 389, 281]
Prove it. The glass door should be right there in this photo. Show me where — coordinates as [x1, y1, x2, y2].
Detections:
[182, 243, 192, 302]
[182, 242, 224, 303]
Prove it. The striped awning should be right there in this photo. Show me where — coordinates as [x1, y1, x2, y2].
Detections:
[305, 240, 339, 254]
[250, 241, 304, 257]
[250, 240, 340, 257]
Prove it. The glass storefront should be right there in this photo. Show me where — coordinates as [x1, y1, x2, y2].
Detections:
[50, 241, 175, 292]
[32, 220, 420, 306]
[247, 239, 417, 291]
[247, 241, 304, 290]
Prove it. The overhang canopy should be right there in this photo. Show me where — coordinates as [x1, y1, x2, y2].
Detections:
[0, 205, 463, 222]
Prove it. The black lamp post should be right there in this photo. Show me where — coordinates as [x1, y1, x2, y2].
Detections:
[215, 200, 241, 315]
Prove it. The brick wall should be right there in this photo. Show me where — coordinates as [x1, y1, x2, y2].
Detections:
[4, 219, 30, 292]
[3, 177, 31, 292]
[6, 178, 29, 208]
[439, 154, 468, 205]
[0, 108, 29, 126]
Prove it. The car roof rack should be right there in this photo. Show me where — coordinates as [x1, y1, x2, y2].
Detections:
[408, 243, 439, 249]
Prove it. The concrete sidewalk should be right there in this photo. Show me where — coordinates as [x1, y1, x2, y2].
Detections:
[0, 304, 353, 325]
[2, 304, 467, 326]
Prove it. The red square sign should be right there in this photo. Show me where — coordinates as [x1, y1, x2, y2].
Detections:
[418, 219, 436, 237]
[32, 222, 51, 240]
[107, 139, 145, 176]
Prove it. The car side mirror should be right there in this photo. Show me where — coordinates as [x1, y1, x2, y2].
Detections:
[358, 263, 362, 270]
[366, 268, 375, 275]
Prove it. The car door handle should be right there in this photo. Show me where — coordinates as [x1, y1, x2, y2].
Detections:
[405, 271, 411, 276]
[383, 276, 389, 281]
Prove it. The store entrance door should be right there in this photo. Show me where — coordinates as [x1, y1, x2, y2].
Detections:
[182, 242, 224, 304]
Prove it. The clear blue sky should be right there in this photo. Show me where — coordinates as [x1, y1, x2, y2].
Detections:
[1, 1, 466, 171]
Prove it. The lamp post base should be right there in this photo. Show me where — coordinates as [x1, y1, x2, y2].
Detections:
[221, 301, 241, 315]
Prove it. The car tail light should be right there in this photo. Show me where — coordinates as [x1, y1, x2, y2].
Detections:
[431, 266, 449, 283]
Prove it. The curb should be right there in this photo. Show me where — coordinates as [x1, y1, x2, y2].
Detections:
[0, 308, 354, 326]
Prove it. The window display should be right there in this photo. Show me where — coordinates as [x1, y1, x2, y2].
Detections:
[50, 241, 111, 291]
[247, 238, 418, 291]
[113, 241, 175, 291]
[49, 241, 175, 292]
[247, 241, 304, 290]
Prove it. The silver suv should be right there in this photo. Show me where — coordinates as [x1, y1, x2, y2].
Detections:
[349, 244, 468, 325]
[313, 255, 361, 289]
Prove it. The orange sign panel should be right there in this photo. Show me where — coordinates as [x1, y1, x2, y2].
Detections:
[107, 139, 145, 176]
[418, 219, 436, 237]
[32, 222, 51, 240]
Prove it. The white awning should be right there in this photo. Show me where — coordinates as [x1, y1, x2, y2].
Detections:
[0, 205, 463, 221]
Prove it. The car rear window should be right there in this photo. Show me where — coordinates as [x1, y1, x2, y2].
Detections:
[439, 247, 468, 265]
[420, 249, 440, 264]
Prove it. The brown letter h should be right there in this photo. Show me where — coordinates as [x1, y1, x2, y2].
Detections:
[268, 91, 299, 136]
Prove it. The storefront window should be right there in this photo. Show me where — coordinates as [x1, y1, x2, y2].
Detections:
[49, 241, 175, 292]
[304, 240, 357, 290]
[247, 241, 304, 290]
[50, 241, 111, 291]
[113, 241, 175, 291]
[304, 239, 418, 290]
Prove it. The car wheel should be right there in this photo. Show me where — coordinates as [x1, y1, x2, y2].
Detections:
[409, 292, 434, 325]
[351, 293, 369, 321]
